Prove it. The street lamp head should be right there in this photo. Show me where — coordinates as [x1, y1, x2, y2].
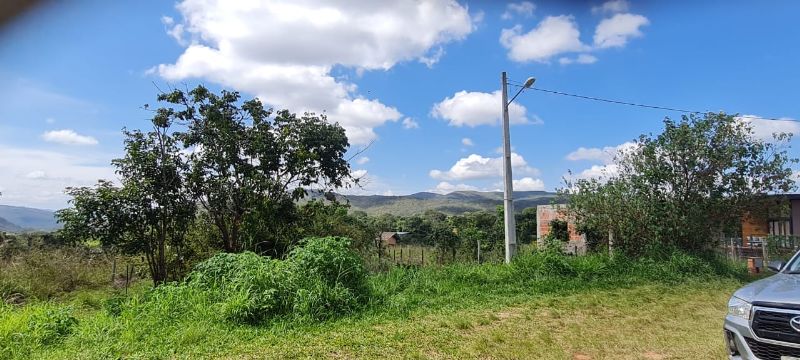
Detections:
[523, 77, 536, 88]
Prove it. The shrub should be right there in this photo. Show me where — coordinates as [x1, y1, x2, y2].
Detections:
[128, 236, 371, 324]
[190, 252, 290, 323]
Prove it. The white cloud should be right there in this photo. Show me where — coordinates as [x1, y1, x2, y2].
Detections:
[25, 170, 48, 180]
[500, 15, 588, 63]
[430, 152, 539, 181]
[41, 129, 98, 146]
[0, 146, 116, 209]
[356, 156, 370, 165]
[591, 0, 629, 15]
[461, 138, 474, 146]
[156, 0, 476, 145]
[432, 181, 479, 194]
[566, 142, 638, 182]
[431, 90, 540, 127]
[45, 117, 55, 124]
[737, 115, 800, 141]
[558, 54, 598, 65]
[501, 1, 535, 20]
[573, 164, 620, 181]
[161, 16, 186, 45]
[402, 118, 420, 129]
[351, 169, 368, 179]
[566, 141, 636, 163]
[593, 13, 649, 49]
[512, 177, 545, 191]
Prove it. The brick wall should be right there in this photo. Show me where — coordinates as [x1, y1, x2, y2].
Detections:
[536, 204, 585, 242]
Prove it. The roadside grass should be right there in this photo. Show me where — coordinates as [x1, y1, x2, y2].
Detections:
[224, 280, 738, 359]
[2, 249, 748, 359]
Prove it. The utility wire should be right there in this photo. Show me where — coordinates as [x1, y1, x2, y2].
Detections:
[506, 79, 798, 123]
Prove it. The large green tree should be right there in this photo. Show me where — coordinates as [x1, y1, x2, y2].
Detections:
[564, 113, 797, 256]
[155, 86, 354, 253]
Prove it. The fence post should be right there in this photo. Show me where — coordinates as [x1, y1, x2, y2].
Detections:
[763, 237, 769, 266]
[400, 247, 403, 265]
[421, 248, 424, 266]
[477, 239, 481, 264]
[608, 230, 614, 256]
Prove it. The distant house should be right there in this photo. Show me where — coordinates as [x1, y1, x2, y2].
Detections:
[741, 194, 800, 245]
[379, 232, 410, 247]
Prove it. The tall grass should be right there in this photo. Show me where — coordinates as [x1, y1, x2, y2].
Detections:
[0, 241, 748, 359]
[0, 246, 139, 303]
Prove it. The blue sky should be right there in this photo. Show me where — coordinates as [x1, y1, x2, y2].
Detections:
[1, 0, 799, 210]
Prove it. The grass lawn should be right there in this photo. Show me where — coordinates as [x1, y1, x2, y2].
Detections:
[222, 280, 737, 359]
[24, 279, 739, 360]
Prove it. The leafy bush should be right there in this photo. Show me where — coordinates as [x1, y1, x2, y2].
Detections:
[125, 236, 370, 324]
[287, 236, 369, 319]
[190, 252, 290, 323]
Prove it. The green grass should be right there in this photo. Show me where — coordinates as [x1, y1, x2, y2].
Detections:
[1, 250, 749, 359]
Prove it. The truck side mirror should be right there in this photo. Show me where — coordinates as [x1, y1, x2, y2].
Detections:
[767, 260, 785, 272]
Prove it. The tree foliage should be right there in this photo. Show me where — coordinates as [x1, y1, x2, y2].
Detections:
[57, 120, 195, 284]
[155, 86, 353, 253]
[564, 113, 797, 256]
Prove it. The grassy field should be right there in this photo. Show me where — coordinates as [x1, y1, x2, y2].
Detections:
[1, 247, 747, 360]
[220, 280, 738, 359]
[18, 278, 739, 359]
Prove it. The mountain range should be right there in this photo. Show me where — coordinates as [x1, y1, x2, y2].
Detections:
[0, 191, 562, 232]
[0, 205, 60, 233]
[332, 190, 561, 216]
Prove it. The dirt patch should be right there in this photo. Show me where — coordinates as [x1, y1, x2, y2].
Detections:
[495, 307, 524, 320]
[572, 353, 592, 360]
[642, 351, 666, 359]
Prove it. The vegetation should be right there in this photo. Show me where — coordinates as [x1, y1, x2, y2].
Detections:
[565, 112, 798, 256]
[0, 240, 748, 359]
[3, 90, 790, 359]
[56, 86, 357, 284]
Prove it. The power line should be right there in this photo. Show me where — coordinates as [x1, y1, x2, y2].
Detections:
[506, 79, 798, 123]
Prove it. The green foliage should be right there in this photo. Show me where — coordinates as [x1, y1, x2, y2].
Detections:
[548, 219, 569, 242]
[57, 117, 196, 285]
[25, 306, 78, 345]
[0, 304, 77, 358]
[158, 86, 354, 253]
[564, 113, 798, 256]
[108, 236, 371, 325]
[515, 207, 538, 244]
[0, 246, 748, 359]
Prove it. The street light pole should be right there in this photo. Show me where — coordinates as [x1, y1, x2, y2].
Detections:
[501, 71, 535, 264]
[501, 71, 516, 264]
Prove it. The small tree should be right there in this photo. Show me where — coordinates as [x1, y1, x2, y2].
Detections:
[58, 120, 196, 285]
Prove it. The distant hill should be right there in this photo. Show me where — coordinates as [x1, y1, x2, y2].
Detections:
[328, 191, 562, 216]
[0, 216, 23, 233]
[0, 190, 560, 232]
[0, 205, 60, 232]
